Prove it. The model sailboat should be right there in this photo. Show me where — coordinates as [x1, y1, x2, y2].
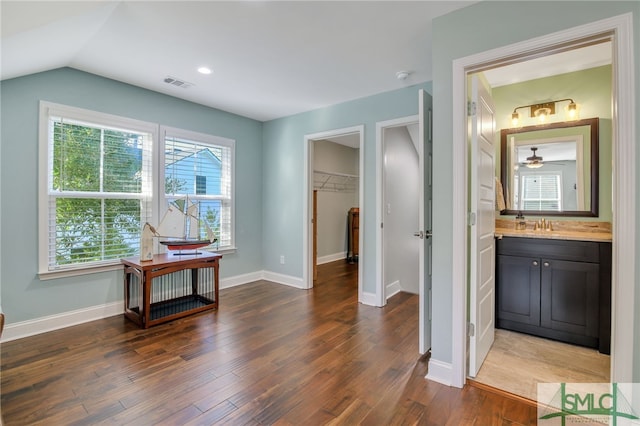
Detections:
[148, 197, 216, 253]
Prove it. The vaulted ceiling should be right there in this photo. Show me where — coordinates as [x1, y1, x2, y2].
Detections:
[1, 1, 474, 121]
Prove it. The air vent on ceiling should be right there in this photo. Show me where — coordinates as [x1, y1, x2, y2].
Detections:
[163, 76, 194, 89]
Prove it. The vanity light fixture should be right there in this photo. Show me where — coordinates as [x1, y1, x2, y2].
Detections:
[525, 147, 544, 169]
[511, 98, 577, 126]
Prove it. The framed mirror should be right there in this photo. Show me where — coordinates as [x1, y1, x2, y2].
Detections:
[500, 117, 599, 217]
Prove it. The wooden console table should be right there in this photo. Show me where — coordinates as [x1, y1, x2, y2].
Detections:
[121, 252, 221, 328]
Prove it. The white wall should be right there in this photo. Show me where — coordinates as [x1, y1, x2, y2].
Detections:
[383, 126, 419, 295]
[314, 140, 359, 262]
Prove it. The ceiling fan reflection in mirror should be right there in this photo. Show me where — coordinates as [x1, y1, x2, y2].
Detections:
[525, 147, 544, 168]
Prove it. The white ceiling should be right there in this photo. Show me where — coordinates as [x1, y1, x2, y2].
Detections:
[1, 2, 613, 122]
[517, 142, 577, 163]
[1, 1, 475, 122]
[483, 42, 612, 88]
[325, 134, 360, 149]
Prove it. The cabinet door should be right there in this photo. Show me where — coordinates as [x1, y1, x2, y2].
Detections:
[540, 259, 599, 337]
[496, 255, 540, 326]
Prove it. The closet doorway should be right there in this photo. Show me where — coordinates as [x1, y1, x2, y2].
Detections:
[303, 126, 364, 299]
[313, 137, 360, 274]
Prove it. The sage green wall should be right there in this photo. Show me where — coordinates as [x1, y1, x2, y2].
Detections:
[0, 68, 264, 324]
[492, 65, 612, 221]
[432, 1, 639, 380]
[0, 68, 429, 327]
[262, 83, 431, 293]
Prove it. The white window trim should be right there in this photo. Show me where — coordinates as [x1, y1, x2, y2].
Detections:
[38, 104, 237, 278]
[519, 170, 563, 211]
[159, 126, 236, 252]
[38, 101, 158, 278]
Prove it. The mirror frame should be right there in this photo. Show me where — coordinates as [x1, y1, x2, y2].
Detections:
[500, 117, 599, 217]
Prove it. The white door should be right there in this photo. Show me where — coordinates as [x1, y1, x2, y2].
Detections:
[468, 74, 496, 377]
[419, 89, 432, 353]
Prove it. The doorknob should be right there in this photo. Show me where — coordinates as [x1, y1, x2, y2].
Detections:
[413, 230, 433, 239]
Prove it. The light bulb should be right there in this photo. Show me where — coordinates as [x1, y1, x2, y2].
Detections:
[511, 112, 519, 127]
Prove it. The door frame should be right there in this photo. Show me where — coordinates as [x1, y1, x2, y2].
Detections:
[450, 14, 635, 388]
[375, 115, 421, 307]
[303, 126, 364, 299]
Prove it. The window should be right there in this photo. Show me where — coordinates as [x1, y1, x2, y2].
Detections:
[519, 172, 562, 211]
[195, 176, 207, 195]
[161, 127, 235, 250]
[39, 103, 235, 277]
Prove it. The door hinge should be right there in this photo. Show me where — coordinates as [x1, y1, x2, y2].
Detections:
[468, 212, 476, 226]
[467, 322, 475, 337]
[467, 101, 477, 116]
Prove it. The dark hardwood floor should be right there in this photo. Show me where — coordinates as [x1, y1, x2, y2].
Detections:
[1, 261, 536, 425]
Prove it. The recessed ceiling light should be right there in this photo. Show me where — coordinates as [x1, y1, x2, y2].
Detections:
[197, 67, 212, 75]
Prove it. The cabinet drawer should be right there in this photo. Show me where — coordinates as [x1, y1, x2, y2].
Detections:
[496, 237, 600, 263]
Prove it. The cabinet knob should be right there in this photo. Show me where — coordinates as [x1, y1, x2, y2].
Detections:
[544, 262, 550, 267]
[532, 261, 539, 266]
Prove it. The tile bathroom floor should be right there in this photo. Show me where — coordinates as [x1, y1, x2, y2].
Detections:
[471, 329, 610, 401]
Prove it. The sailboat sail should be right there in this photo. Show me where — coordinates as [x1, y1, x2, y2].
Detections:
[149, 196, 217, 252]
[155, 205, 185, 238]
[186, 202, 199, 239]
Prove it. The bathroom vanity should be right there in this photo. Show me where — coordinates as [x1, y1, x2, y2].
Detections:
[495, 222, 611, 354]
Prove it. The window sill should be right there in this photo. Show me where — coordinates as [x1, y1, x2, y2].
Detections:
[39, 247, 237, 281]
[39, 262, 124, 281]
[206, 246, 237, 255]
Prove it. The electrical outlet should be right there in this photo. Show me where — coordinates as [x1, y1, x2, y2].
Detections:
[280, 255, 285, 265]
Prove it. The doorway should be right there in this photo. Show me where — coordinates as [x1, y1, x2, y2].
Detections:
[468, 41, 614, 399]
[451, 14, 635, 389]
[313, 137, 360, 276]
[303, 126, 364, 299]
[381, 120, 420, 301]
[376, 90, 433, 354]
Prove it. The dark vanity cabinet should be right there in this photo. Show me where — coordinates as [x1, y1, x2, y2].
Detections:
[496, 237, 611, 354]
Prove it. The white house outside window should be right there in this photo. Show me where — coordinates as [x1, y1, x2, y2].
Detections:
[161, 126, 235, 250]
[39, 103, 234, 277]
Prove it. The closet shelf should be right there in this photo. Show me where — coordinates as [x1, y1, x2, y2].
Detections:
[314, 170, 358, 193]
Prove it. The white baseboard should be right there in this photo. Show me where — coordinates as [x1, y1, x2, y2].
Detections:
[425, 358, 453, 386]
[317, 252, 347, 265]
[1, 269, 304, 342]
[261, 270, 306, 289]
[1, 301, 123, 343]
[360, 291, 378, 306]
[220, 271, 263, 289]
[386, 280, 401, 300]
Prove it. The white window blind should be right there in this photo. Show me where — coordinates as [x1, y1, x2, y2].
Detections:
[520, 172, 562, 211]
[162, 127, 235, 250]
[39, 102, 155, 274]
[39, 104, 235, 276]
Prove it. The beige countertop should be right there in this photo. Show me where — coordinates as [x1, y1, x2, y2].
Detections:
[494, 219, 612, 242]
[495, 227, 612, 242]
